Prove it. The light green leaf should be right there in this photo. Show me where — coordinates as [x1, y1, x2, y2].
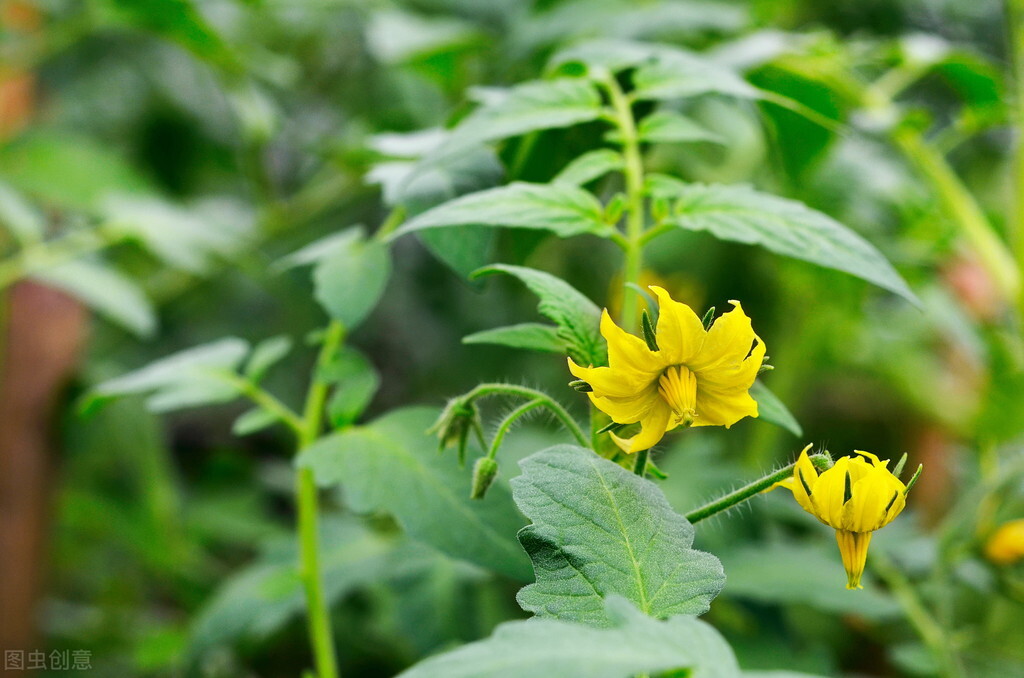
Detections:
[232, 407, 280, 436]
[397, 596, 740, 678]
[749, 381, 801, 436]
[743, 672, 830, 678]
[647, 176, 918, 304]
[553, 149, 624, 186]
[632, 51, 758, 101]
[297, 407, 532, 580]
[453, 78, 605, 146]
[392, 182, 611, 240]
[84, 338, 249, 414]
[635, 110, 724, 144]
[718, 542, 901, 620]
[0, 131, 153, 212]
[275, 230, 361, 271]
[471, 264, 604, 366]
[513, 446, 725, 626]
[312, 228, 391, 328]
[323, 347, 380, 427]
[34, 260, 156, 337]
[463, 323, 567, 354]
[0, 180, 44, 244]
[244, 335, 293, 383]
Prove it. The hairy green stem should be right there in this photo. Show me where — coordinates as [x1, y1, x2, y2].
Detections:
[602, 75, 647, 332]
[871, 551, 965, 678]
[891, 126, 1020, 301]
[209, 371, 304, 434]
[685, 453, 833, 524]
[488, 400, 545, 459]
[461, 383, 589, 448]
[632, 448, 649, 477]
[295, 320, 347, 678]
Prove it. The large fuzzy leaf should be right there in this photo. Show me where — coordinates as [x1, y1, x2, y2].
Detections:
[647, 176, 917, 304]
[397, 596, 740, 678]
[297, 407, 531, 580]
[513, 446, 725, 626]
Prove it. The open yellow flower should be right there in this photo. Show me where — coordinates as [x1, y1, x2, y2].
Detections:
[568, 286, 764, 454]
[776, 446, 910, 589]
[985, 519, 1024, 565]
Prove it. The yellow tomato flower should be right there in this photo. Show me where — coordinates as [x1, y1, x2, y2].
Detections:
[568, 286, 765, 454]
[985, 519, 1024, 565]
[777, 446, 910, 589]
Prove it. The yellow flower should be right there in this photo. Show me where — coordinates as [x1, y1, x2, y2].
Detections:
[776, 446, 910, 589]
[985, 519, 1024, 565]
[568, 286, 765, 454]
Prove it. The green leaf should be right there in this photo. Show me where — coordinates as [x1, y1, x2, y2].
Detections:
[84, 338, 249, 414]
[391, 182, 610, 240]
[743, 672, 830, 678]
[463, 323, 567, 354]
[553, 149, 624, 186]
[232, 407, 280, 436]
[244, 335, 293, 383]
[34, 260, 156, 337]
[453, 78, 606, 146]
[0, 180, 44, 244]
[635, 110, 724, 144]
[397, 596, 741, 678]
[471, 264, 604, 366]
[647, 176, 918, 304]
[632, 51, 758, 101]
[749, 381, 801, 437]
[513, 446, 725, 625]
[323, 348, 380, 427]
[0, 131, 154, 212]
[297, 407, 532, 580]
[312, 228, 391, 328]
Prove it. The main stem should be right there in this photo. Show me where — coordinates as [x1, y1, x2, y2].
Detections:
[685, 453, 833, 524]
[1009, 0, 1024, 317]
[296, 320, 346, 678]
[604, 75, 647, 333]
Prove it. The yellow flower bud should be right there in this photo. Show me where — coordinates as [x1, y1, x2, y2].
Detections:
[776, 445, 915, 589]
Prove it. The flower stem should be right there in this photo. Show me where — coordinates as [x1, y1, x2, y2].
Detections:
[295, 320, 346, 678]
[488, 399, 545, 459]
[461, 383, 589, 448]
[1008, 0, 1024, 315]
[601, 74, 647, 332]
[632, 448, 649, 477]
[208, 370, 304, 435]
[685, 453, 833, 524]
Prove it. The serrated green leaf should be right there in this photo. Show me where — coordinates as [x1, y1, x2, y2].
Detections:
[463, 323, 567, 354]
[34, 260, 156, 337]
[297, 407, 531, 580]
[453, 78, 605, 146]
[553, 149, 624, 186]
[392, 182, 610, 240]
[84, 338, 249, 414]
[647, 176, 917, 304]
[471, 264, 604, 366]
[312, 228, 391, 328]
[749, 381, 801, 437]
[397, 596, 740, 678]
[244, 335, 293, 383]
[635, 110, 724, 144]
[512, 446, 725, 625]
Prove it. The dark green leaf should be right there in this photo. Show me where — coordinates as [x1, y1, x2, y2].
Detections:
[397, 596, 740, 678]
[392, 182, 610, 240]
[297, 407, 532, 580]
[749, 381, 801, 436]
[513, 446, 725, 625]
[463, 323, 567, 354]
[471, 264, 604, 366]
[647, 176, 917, 304]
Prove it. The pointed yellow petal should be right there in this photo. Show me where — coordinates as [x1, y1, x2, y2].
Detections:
[589, 388, 660, 425]
[601, 309, 664, 375]
[610, 400, 671, 454]
[568, 357, 653, 398]
[692, 383, 758, 427]
[649, 286, 706, 365]
[689, 301, 760, 375]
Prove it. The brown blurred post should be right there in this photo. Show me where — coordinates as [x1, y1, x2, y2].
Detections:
[0, 284, 87, 667]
